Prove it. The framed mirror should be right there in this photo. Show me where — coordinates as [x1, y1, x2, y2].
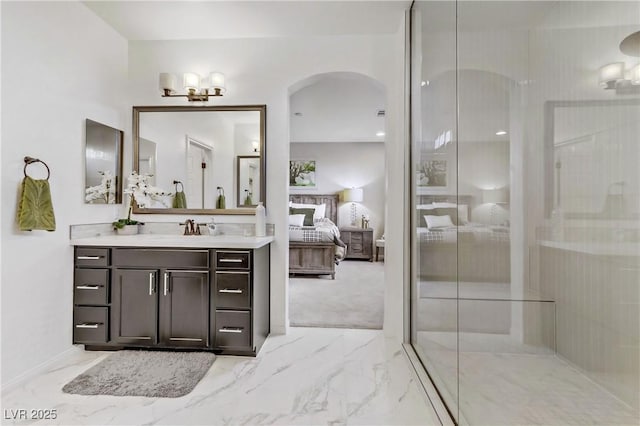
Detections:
[132, 105, 266, 214]
[544, 99, 639, 219]
[85, 119, 123, 204]
[237, 156, 261, 207]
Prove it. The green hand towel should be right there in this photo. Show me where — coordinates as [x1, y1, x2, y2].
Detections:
[172, 191, 187, 208]
[216, 194, 226, 209]
[17, 176, 56, 231]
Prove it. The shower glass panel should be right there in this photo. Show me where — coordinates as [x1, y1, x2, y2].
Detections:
[410, 1, 640, 424]
[410, 1, 459, 421]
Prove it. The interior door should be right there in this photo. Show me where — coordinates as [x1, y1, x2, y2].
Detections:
[112, 269, 158, 345]
[158, 270, 210, 348]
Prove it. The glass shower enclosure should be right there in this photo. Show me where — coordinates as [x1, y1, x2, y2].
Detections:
[410, 1, 639, 424]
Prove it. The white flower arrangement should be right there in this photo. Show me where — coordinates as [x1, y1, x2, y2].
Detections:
[124, 171, 172, 209]
[85, 170, 115, 204]
[114, 172, 173, 229]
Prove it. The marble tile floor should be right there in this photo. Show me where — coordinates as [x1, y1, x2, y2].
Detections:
[1, 328, 440, 426]
[416, 331, 640, 425]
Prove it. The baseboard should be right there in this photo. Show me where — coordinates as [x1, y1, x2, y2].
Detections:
[1, 346, 81, 394]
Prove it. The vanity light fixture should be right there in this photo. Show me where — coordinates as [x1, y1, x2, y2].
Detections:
[598, 62, 640, 90]
[159, 72, 226, 102]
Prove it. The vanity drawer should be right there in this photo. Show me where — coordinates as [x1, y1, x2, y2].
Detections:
[74, 269, 109, 305]
[75, 247, 109, 267]
[73, 306, 108, 343]
[215, 272, 251, 309]
[113, 249, 208, 268]
[215, 250, 250, 270]
[215, 310, 251, 348]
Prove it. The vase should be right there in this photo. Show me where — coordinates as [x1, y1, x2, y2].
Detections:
[116, 224, 138, 235]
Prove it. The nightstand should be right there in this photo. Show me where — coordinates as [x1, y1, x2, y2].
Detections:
[340, 227, 373, 261]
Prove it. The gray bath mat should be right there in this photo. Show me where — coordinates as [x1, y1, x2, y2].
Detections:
[62, 350, 216, 398]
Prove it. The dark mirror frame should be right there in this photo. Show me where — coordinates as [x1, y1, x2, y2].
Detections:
[132, 105, 266, 215]
[85, 119, 124, 204]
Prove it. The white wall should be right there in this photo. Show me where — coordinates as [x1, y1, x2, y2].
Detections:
[127, 29, 407, 337]
[290, 142, 385, 239]
[1, 2, 128, 386]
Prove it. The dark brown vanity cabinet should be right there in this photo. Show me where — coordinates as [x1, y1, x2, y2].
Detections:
[73, 248, 110, 345]
[73, 244, 270, 356]
[212, 247, 270, 356]
[111, 249, 209, 349]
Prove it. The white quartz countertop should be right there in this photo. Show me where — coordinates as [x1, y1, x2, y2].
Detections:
[71, 234, 274, 249]
[538, 240, 640, 257]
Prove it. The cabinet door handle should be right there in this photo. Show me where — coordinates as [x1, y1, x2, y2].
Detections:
[164, 272, 169, 296]
[77, 256, 102, 260]
[149, 272, 154, 295]
[76, 285, 101, 290]
[219, 289, 243, 294]
[75, 323, 101, 329]
[218, 327, 244, 333]
[220, 259, 243, 263]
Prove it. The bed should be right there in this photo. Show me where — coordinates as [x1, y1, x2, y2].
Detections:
[288, 194, 345, 280]
[416, 195, 511, 283]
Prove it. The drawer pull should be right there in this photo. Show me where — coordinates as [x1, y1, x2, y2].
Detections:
[164, 272, 169, 296]
[77, 256, 102, 260]
[219, 288, 243, 294]
[76, 285, 101, 290]
[149, 272, 155, 295]
[220, 259, 243, 263]
[218, 327, 244, 333]
[75, 323, 101, 329]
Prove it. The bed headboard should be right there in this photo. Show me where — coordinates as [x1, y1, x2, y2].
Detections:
[289, 194, 339, 224]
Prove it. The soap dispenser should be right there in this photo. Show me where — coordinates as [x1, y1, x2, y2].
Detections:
[255, 202, 266, 237]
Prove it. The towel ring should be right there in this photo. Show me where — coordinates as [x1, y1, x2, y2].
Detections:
[24, 156, 50, 180]
[173, 180, 184, 192]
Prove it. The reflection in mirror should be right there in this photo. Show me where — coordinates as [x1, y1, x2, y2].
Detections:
[138, 138, 157, 185]
[237, 156, 260, 207]
[133, 105, 266, 214]
[546, 100, 640, 219]
[85, 119, 123, 204]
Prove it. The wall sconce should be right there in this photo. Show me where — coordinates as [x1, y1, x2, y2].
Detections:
[342, 187, 363, 227]
[252, 140, 260, 153]
[598, 62, 640, 89]
[159, 72, 226, 102]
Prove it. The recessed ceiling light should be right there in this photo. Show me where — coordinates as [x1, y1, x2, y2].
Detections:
[376, 131, 385, 137]
[496, 130, 507, 136]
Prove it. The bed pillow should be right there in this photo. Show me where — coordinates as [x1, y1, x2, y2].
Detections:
[289, 202, 326, 220]
[289, 214, 305, 227]
[434, 208, 459, 225]
[290, 208, 315, 226]
[424, 214, 455, 229]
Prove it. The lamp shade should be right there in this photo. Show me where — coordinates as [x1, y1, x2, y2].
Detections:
[598, 62, 624, 88]
[209, 72, 226, 92]
[183, 73, 200, 91]
[159, 73, 177, 92]
[343, 188, 363, 203]
[482, 188, 508, 204]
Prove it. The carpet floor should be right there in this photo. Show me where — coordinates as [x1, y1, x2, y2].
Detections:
[289, 260, 384, 329]
[62, 350, 216, 398]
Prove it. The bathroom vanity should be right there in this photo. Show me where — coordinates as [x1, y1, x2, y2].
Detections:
[71, 235, 272, 356]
